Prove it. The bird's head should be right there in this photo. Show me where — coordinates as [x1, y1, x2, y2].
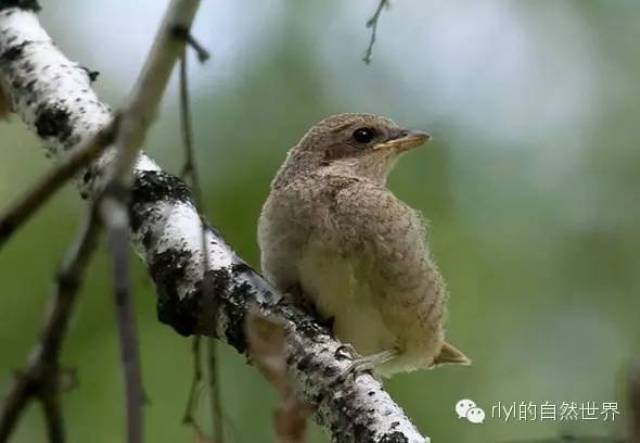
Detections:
[274, 113, 430, 187]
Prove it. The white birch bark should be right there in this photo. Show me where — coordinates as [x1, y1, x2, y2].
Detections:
[0, 4, 428, 442]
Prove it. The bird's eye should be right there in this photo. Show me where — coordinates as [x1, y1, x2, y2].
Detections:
[352, 127, 376, 143]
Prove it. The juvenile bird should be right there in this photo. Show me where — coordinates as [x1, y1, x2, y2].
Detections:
[258, 113, 469, 377]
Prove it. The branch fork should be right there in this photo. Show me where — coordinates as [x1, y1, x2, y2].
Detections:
[0, 2, 429, 442]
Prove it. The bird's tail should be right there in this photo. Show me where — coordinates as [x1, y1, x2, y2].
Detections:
[432, 341, 471, 367]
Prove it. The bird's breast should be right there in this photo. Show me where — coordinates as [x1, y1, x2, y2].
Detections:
[297, 237, 396, 356]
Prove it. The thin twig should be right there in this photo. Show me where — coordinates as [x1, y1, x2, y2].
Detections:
[0, 207, 102, 443]
[363, 0, 390, 64]
[108, 0, 202, 185]
[177, 48, 224, 442]
[179, 49, 205, 428]
[0, 5, 429, 441]
[178, 53, 204, 202]
[173, 26, 211, 63]
[0, 121, 117, 250]
[103, 195, 144, 443]
[630, 360, 640, 443]
[98, 2, 203, 443]
[40, 392, 64, 443]
[182, 333, 204, 425]
[207, 340, 223, 443]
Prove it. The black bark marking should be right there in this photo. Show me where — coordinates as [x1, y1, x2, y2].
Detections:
[150, 248, 198, 336]
[328, 387, 378, 443]
[130, 170, 193, 207]
[25, 79, 36, 91]
[0, 40, 28, 61]
[230, 262, 252, 274]
[379, 432, 409, 443]
[81, 167, 93, 185]
[19, 59, 34, 73]
[35, 104, 72, 142]
[297, 355, 313, 372]
[148, 244, 257, 353]
[322, 365, 337, 378]
[192, 268, 227, 337]
[281, 302, 330, 340]
[0, 1, 41, 12]
[129, 170, 194, 233]
[220, 277, 253, 353]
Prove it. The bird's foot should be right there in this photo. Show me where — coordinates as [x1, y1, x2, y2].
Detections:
[334, 343, 359, 361]
[343, 349, 397, 381]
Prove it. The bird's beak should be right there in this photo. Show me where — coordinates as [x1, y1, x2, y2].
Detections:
[373, 129, 430, 152]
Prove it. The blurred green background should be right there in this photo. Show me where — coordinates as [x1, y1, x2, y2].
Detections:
[1, 0, 638, 442]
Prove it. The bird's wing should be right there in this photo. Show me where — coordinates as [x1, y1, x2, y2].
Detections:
[331, 181, 434, 294]
[332, 181, 461, 368]
[258, 175, 353, 291]
[258, 183, 311, 291]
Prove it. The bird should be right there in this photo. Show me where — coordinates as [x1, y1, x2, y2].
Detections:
[257, 113, 469, 377]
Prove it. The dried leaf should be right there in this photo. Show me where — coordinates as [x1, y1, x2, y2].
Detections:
[246, 307, 313, 443]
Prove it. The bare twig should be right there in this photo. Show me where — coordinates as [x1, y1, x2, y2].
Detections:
[0, 4, 429, 441]
[630, 360, 640, 443]
[177, 48, 224, 442]
[102, 194, 145, 443]
[207, 340, 223, 443]
[108, 0, 201, 185]
[182, 332, 204, 425]
[363, 0, 390, 64]
[0, 207, 101, 443]
[173, 27, 210, 63]
[178, 49, 206, 428]
[40, 390, 64, 443]
[97, 2, 203, 443]
[178, 52, 204, 202]
[0, 121, 116, 250]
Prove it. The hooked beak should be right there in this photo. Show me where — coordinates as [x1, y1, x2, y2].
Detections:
[373, 129, 431, 152]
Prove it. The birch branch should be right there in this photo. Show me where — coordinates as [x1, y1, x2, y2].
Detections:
[0, 3, 428, 442]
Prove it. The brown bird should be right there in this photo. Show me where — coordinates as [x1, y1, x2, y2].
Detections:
[258, 113, 469, 377]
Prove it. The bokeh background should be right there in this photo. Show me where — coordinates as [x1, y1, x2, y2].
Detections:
[1, 0, 638, 442]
